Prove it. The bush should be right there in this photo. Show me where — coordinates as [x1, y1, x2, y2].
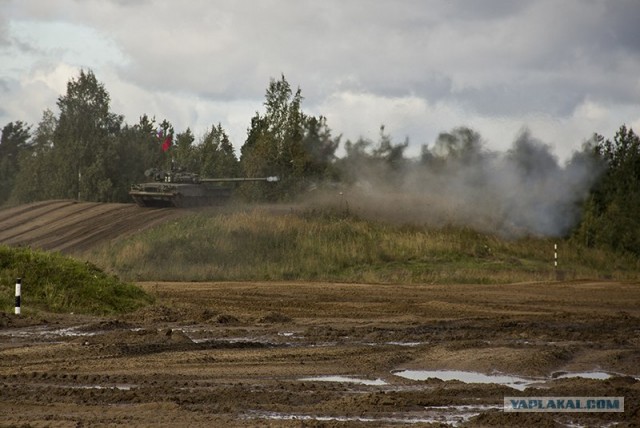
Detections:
[0, 245, 152, 315]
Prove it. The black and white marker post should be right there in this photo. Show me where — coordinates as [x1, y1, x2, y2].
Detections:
[554, 244, 564, 281]
[15, 277, 21, 315]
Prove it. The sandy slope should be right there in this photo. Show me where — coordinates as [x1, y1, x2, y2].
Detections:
[0, 200, 184, 254]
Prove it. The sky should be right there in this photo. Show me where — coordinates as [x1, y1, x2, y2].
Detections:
[1, 0, 639, 161]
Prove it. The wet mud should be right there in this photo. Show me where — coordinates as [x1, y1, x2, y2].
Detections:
[1, 280, 639, 427]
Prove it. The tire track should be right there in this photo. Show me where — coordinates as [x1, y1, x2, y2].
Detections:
[0, 201, 101, 243]
[0, 200, 187, 254]
[0, 200, 79, 237]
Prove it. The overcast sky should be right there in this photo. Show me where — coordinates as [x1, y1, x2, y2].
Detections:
[1, 0, 639, 160]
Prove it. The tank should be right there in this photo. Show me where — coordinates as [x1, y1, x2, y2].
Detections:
[129, 167, 278, 208]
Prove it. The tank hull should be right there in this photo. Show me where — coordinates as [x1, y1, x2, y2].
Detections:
[129, 183, 232, 208]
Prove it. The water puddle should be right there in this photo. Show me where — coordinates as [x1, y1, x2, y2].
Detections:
[393, 369, 635, 390]
[553, 371, 612, 380]
[69, 384, 135, 391]
[190, 336, 268, 344]
[246, 405, 500, 426]
[393, 370, 538, 391]
[278, 331, 303, 338]
[0, 325, 97, 341]
[386, 341, 425, 347]
[299, 375, 387, 386]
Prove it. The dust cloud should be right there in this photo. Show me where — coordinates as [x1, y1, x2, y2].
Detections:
[314, 127, 604, 238]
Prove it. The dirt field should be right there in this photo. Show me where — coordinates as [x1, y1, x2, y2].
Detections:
[0, 200, 184, 254]
[1, 201, 638, 426]
[1, 280, 639, 427]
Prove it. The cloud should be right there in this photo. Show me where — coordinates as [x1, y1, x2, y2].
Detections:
[0, 0, 638, 161]
[0, 62, 81, 125]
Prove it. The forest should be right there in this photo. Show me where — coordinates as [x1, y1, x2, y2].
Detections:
[1, 69, 639, 256]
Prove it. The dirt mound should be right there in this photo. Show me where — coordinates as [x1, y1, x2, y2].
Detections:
[0, 199, 186, 254]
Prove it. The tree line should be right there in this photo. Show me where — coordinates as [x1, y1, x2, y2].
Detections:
[1, 70, 639, 256]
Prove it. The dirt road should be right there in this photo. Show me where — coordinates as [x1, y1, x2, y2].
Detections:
[1, 280, 638, 427]
[0, 200, 184, 254]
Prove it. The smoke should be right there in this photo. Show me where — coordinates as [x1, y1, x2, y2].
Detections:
[320, 127, 604, 238]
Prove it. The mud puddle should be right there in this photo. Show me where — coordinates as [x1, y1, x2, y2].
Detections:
[299, 375, 388, 386]
[0, 325, 95, 339]
[393, 369, 639, 391]
[245, 405, 501, 426]
[3, 280, 639, 427]
[394, 369, 537, 391]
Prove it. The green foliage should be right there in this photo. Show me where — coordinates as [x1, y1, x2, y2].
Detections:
[10, 110, 57, 203]
[9, 70, 125, 203]
[173, 128, 196, 171]
[0, 121, 31, 205]
[197, 123, 240, 178]
[573, 125, 640, 255]
[240, 75, 339, 200]
[87, 207, 639, 284]
[110, 115, 165, 201]
[54, 69, 124, 200]
[0, 245, 152, 315]
[1, 67, 637, 259]
[3, 67, 246, 205]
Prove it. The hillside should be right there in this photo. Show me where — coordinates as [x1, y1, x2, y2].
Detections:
[0, 200, 185, 254]
[1, 200, 638, 284]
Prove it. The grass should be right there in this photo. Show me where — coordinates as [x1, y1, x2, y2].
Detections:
[3, 204, 636, 316]
[0, 246, 153, 315]
[86, 206, 640, 284]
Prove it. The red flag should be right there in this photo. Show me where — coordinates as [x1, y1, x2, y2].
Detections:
[161, 135, 172, 152]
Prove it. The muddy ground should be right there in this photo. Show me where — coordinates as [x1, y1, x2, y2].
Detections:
[0, 280, 638, 427]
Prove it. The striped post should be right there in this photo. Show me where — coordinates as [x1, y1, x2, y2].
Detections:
[554, 243, 565, 281]
[15, 278, 21, 315]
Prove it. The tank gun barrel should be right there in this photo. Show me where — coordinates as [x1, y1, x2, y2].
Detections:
[200, 176, 279, 183]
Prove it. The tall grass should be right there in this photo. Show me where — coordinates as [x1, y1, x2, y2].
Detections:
[86, 206, 640, 284]
[0, 246, 153, 315]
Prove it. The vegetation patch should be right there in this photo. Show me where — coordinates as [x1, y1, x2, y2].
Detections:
[87, 207, 639, 284]
[0, 245, 152, 315]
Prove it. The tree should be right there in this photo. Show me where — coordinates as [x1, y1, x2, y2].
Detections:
[11, 110, 59, 203]
[302, 115, 340, 182]
[574, 125, 640, 254]
[197, 123, 239, 178]
[240, 75, 336, 200]
[53, 69, 123, 201]
[172, 128, 196, 171]
[240, 115, 276, 200]
[113, 115, 164, 199]
[336, 125, 408, 186]
[0, 121, 31, 205]
[371, 125, 408, 170]
[422, 126, 484, 168]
